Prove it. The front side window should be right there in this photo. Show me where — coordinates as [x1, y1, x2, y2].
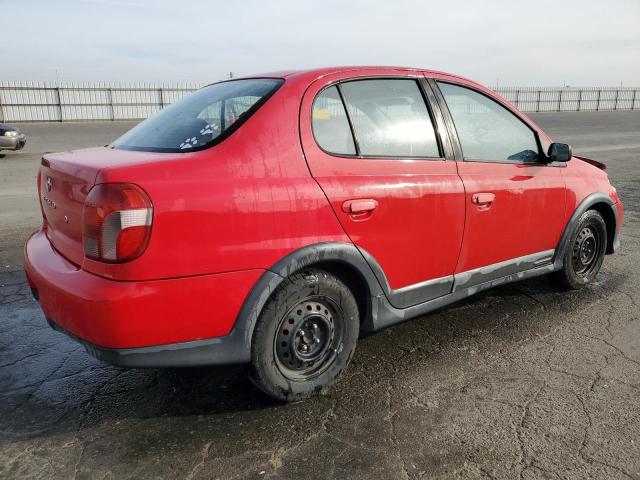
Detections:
[112, 78, 283, 152]
[438, 82, 539, 163]
[340, 79, 440, 157]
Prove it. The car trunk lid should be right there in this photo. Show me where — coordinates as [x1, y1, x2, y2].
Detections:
[39, 146, 169, 266]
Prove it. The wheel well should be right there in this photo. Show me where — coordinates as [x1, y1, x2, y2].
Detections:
[588, 203, 616, 254]
[312, 261, 372, 332]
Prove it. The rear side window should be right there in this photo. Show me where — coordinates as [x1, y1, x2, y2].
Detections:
[312, 86, 356, 155]
[112, 79, 283, 153]
[438, 82, 539, 163]
[340, 79, 440, 157]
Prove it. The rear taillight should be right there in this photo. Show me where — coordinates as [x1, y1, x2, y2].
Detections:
[82, 183, 153, 263]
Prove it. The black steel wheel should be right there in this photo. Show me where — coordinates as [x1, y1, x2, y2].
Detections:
[551, 209, 607, 289]
[274, 297, 344, 381]
[250, 268, 359, 402]
[572, 225, 601, 276]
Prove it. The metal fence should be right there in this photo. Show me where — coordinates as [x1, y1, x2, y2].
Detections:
[493, 86, 640, 113]
[0, 81, 201, 122]
[1, 81, 639, 122]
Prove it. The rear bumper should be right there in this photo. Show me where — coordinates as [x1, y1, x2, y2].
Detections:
[24, 229, 263, 366]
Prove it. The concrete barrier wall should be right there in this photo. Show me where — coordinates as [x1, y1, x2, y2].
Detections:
[1, 81, 638, 122]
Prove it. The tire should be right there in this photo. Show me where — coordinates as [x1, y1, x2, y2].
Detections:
[249, 268, 359, 402]
[550, 209, 607, 289]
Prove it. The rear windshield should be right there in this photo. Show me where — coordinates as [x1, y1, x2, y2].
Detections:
[111, 78, 284, 153]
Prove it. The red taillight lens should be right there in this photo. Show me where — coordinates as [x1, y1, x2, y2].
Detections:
[82, 183, 153, 263]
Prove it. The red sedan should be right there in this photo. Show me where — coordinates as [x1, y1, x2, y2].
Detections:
[24, 67, 623, 401]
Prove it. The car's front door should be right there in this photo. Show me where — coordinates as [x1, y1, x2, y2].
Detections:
[300, 73, 465, 308]
[431, 78, 567, 284]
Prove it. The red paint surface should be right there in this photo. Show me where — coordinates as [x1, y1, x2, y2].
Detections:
[25, 230, 262, 348]
[454, 160, 566, 272]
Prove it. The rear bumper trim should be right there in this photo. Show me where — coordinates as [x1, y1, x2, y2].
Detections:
[46, 316, 250, 368]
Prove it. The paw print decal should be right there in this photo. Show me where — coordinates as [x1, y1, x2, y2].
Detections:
[179, 137, 198, 149]
[200, 124, 213, 135]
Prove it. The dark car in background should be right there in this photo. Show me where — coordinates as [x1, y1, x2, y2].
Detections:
[0, 124, 27, 152]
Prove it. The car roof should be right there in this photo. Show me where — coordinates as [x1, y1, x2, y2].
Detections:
[237, 66, 478, 87]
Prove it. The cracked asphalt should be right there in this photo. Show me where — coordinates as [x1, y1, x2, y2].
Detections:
[1, 112, 639, 479]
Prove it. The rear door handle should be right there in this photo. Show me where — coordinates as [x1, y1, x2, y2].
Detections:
[342, 199, 378, 214]
[472, 192, 495, 205]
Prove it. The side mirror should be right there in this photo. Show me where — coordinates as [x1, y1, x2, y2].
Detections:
[547, 142, 572, 163]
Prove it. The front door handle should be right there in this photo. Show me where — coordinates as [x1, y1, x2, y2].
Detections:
[472, 192, 495, 205]
[342, 199, 378, 215]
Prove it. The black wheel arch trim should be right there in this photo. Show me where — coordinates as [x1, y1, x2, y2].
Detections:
[233, 242, 386, 358]
[233, 241, 460, 354]
[553, 192, 619, 269]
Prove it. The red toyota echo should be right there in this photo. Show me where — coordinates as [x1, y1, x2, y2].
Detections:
[24, 67, 623, 401]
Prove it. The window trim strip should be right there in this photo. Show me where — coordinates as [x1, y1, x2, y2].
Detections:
[336, 83, 361, 156]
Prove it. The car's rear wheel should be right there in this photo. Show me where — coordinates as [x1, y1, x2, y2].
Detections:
[249, 268, 359, 402]
[550, 209, 607, 289]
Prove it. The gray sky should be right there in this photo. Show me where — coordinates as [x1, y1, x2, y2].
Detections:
[3, 0, 639, 86]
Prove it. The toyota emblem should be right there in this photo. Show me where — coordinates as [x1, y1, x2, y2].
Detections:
[46, 176, 52, 192]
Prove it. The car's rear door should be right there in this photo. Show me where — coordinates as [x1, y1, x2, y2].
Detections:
[428, 76, 567, 284]
[300, 71, 465, 308]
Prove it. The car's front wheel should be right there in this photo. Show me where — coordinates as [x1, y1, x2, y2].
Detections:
[249, 268, 359, 402]
[551, 209, 607, 289]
